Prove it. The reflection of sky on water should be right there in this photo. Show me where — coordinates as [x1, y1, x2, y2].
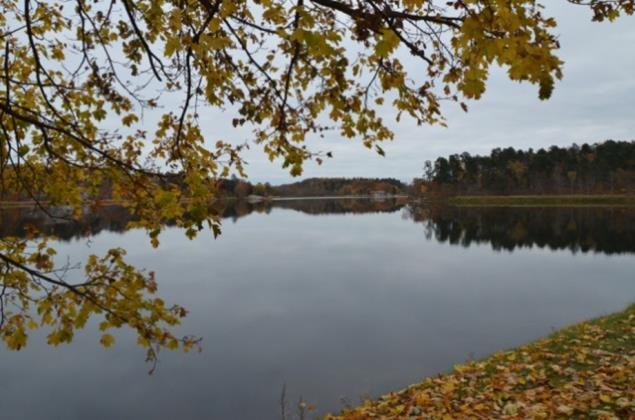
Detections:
[1, 204, 634, 419]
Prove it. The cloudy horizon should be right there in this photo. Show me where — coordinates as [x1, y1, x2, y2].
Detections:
[199, 3, 634, 185]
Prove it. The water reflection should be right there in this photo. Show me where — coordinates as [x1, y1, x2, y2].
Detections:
[0, 198, 408, 240]
[1, 199, 634, 419]
[406, 204, 635, 254]
[3, 199, 635, 255]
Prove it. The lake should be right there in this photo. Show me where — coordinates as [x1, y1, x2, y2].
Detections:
[1, 199, 634, 419]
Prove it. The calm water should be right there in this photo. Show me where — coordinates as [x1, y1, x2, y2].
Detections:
[1, 199, 635, 419]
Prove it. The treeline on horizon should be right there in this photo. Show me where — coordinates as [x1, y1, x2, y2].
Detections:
[218, 177, 408, 198]
[0, 171, 408, 202]
[416, 140, 635, 195]
[2, 140, 634, 202]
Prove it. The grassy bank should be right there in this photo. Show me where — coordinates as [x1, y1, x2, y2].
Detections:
[327, 304, 635, 419]
[448, 194, 635, 207]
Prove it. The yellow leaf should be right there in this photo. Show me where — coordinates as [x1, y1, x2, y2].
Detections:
[100, 334, 115, 348]
[375, 28, 400, 58]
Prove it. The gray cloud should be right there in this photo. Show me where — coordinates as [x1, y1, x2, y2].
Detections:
[201, 4, 635, 184]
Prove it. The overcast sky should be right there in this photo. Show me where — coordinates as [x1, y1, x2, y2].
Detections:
[203, 3, 635, 184]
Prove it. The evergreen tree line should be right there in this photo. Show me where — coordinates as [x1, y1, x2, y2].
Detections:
[417, 140, 635, 195]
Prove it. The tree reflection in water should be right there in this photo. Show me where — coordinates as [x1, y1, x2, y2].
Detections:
[2, 199, 635, 255]
[406, 204, 635, 255]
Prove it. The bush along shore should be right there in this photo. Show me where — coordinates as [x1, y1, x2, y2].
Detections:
[327, 304, 635, 419]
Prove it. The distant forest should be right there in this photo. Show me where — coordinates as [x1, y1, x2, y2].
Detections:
[219, 177, 408, 198]
[0, 172, 408, 202]
[416, 140, 635, 195]
[3, 140, 634, 203]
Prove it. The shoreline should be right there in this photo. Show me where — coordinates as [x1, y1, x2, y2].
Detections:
[328, 303, 635, 418]
[0, 195, 409, 209]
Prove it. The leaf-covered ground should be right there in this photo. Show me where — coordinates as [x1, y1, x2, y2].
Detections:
[327, 304, 635, 419]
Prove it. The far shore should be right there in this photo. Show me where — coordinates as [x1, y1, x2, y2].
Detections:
[0, 194, 409, 209]
[251, 194, 408, 202]
[3, 194, 635, 209]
